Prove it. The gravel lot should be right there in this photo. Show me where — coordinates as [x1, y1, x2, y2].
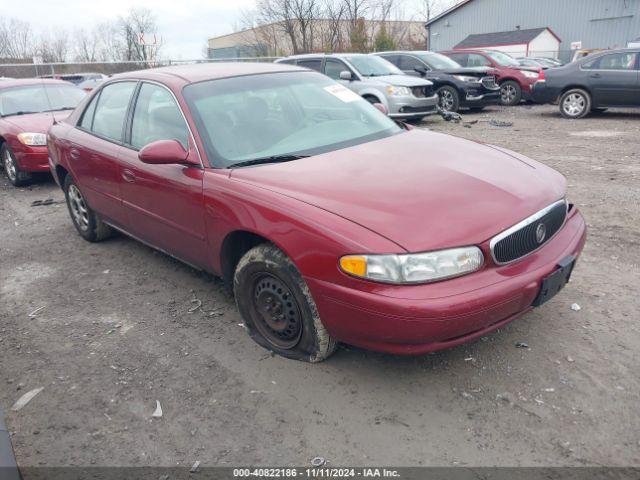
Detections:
[1, 104, 639, 468]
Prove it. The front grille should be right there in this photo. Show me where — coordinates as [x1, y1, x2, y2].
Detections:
[491, 200, 567, 264]
[481, 76, 498, 90]
[412, 86, 434, 98]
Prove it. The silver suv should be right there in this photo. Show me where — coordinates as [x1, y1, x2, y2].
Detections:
[276, 53, 438, 121]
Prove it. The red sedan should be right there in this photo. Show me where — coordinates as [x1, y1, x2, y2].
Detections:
[1, 79, 85, 186]
[47, 63, 586, 362]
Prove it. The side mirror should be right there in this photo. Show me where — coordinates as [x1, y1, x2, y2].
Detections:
[138, 139, 198, 166]
[339, 70, 353, 81]
[372, 103, 388, 115]
[414, 65, 427, 75]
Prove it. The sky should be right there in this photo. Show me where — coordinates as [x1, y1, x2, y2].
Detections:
[1, 0, 441, 60]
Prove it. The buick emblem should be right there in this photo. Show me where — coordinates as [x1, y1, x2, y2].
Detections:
[535, 223, 547, 244]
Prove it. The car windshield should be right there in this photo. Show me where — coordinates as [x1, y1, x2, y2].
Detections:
[419, 53, 461, 70]
[183, 71, 403, 168]
[0, 83, 85, 116]
[485, 51, 520, 67]
[344, 55, 403, 77]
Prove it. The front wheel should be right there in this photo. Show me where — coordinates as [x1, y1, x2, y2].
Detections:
[500, 80, 522, 106]
[436, 86, 460, 112]
[234, 243, 337, 362]
[1, 144, 32, 187]
[63, 175, 112, 242]
[559, 89, 591, 119]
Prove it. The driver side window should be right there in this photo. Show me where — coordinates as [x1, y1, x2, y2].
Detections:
[130, 83, 190, 151]
[324, 59, 349, 80]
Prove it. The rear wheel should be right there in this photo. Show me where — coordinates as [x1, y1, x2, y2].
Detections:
[500, 80, 522, 106]
[234, 243, 337, 362]
[436, 86, 459, 112]
[63, 175, 112, 242]
[559, 88, 591, 119]
[1, 144, 32, 187]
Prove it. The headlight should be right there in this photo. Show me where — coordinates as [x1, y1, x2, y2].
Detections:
[453, 75, 480, 83]
[17, 132, 47, 146]
[339, 246, 484, 284]
[386, 85, 412, 96]
[521, 70, 539, 79]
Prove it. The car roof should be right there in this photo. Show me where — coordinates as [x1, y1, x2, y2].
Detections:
[0, 78, 73, 90]
[279, 53, 367, 61]
[374, 50, 433, 55]
[112, 62, 306, 85]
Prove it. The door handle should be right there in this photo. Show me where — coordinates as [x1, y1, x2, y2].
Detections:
[589, 73, 601, 78]
[121, 169, 136, 183]
[69, 148, 80, 160]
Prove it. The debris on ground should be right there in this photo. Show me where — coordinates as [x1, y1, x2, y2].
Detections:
[464, 357, 474, 362]
[188, 291, 224, 317]
[151, 400, 163, 418]
[461, 391, 473, 399]
[543, 388, 556, 393]
[11, 387, 44, 411]
[311, 457, 326, 467]
[27, 306, 46, 318]
[489, 119, 514, 127]
[571, 303, 581, 311]
[30, 199, 58, 207]
[190, 460, 201, 473]
[567, 356, 575, 363]
[515, 342, 529, 349]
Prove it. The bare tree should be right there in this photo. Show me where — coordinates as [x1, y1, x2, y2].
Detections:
[120, 7, 162, 62]
[74, 28, 101, 62]
[0, 18, 34, 60]
[256, 0, 322, 54]
[36, 29, 70, 63]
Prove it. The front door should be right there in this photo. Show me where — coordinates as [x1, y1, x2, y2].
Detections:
[117, 81, 208, 268]
[68, 81, 137, 227]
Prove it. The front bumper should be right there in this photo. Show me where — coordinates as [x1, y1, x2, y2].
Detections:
[460, 89, 500, 107]
[387, 93, 438, 119]
[14, 145, 49, 172]
[307, 208, 586, 355]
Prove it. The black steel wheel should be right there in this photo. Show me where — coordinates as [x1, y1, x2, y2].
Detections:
[234, 243, 337, 362]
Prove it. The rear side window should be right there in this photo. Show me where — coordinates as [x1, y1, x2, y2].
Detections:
[297, 59, 322, 72]
[597, 52, 638, 70]
[130, 83, 190, 150]
[91, 81, 137, 141]
[380, 55, 400, 67]
[79, 93, 100, 130]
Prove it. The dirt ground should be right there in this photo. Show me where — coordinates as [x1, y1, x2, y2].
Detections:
[1, 104, 639, 469]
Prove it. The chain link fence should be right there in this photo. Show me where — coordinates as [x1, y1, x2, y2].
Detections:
[0, 57, 282, 80]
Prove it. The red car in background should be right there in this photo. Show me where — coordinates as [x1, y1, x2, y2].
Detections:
[48, 63, 586, 362]
[1, 79, 85, 186]
[440, 49, 541, 106]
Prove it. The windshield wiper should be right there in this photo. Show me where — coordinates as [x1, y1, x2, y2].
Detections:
[228, 154, 310, 169]
[43, 107, 75, 112]
[1, 111, 39, 117]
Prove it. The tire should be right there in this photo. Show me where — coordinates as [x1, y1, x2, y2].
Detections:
[559, 88, 591, 119]
[436, 86, 460, 112]
[234, 243, 337, 362]
[63, 175, 112, 242]
[1, 144, 32, 187]
[499, 80, 522, 106]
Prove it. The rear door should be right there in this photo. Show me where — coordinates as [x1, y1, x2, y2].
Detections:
[117, 81, 208, 268]
[583, 52, 639, 106]
[67, 80, 137, 227]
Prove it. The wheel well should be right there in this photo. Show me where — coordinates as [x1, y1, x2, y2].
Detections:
[0, 135, 5, 150]
[561, 85, 591, 97]
[362, 94, 380, 103]
[220, 230, 271, 290]
[55, 165, 69, 190]
[499, 78, 518, 85]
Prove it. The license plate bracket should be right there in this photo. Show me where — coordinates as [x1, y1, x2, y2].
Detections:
[532, 255, 576, 307]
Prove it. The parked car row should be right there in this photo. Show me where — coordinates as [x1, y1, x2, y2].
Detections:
[1, 61, 587, 362]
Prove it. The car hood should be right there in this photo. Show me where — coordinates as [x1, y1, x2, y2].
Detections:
[369, 74, 433, 87]
[2, 111, 71, 133]
[230, 130, 566, 252]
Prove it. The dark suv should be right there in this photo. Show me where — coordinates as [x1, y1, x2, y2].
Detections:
[532, 48, 640, 119]
[374, 51, 500, 112]
[440, 49, 541, 106]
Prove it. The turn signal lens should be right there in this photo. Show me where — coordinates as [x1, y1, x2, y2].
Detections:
[340, 255, 367, 277]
